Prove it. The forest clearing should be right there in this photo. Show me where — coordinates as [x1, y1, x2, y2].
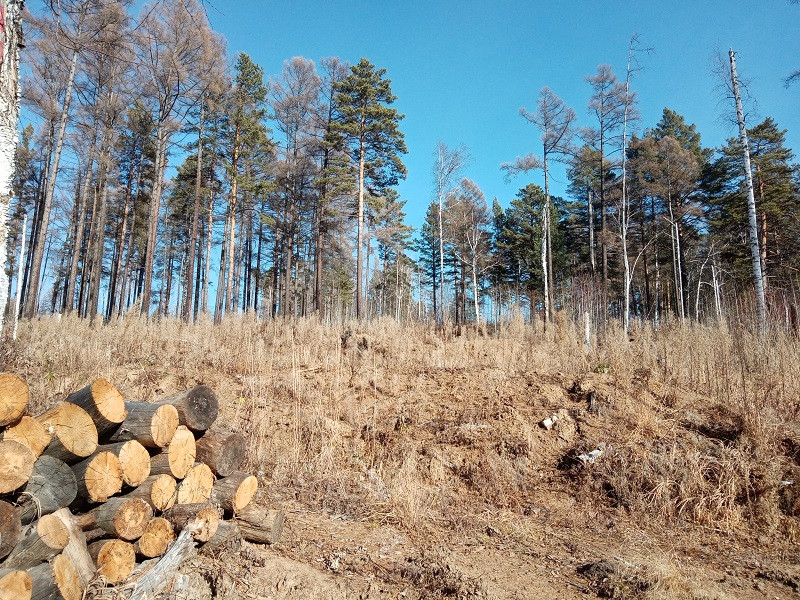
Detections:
[1, 0, 799, 597]
[2, 315, 799, 599]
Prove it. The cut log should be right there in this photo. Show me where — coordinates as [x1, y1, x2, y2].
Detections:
[133, 517, 174, 558]
[157, 386, 219, 433]
[75, 497, 152, 541]
[65, 379, 126, 435]
[70, 451, 123, 503]
[0, 569, 32, 600]
[106, 402, 179, 449]
[1, 417, 50, 459]
[3, 514, 69, 569]
[87, 539, 136, 584]
[177, 463, 214, 505]
[27, 553, 83, 600]
[37, 402, 97, 464]
[235, 506, 285, 545]
[97, 441, 150, 487]
[50, 509, 94, 590]
[148, 426, 195, 479]
[0, 501, 22, 560]
[18, 456, 78, 525]
[210, 471, 258, 514]
[162, 503, 218, 542]
[124, 474, 177, 512]
[0, 440, 35, 494]
[199, 519, 241, 555]
[195, 429, 245, 477]
[0, 373, 28, 428]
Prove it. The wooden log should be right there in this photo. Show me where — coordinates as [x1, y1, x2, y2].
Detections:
[3, 514, 69, 569]
[0, 569, 32, 600]
[195, 429, 245, 477]
[0, 374, 28, 428]
[162, 503, 218, 542]
[235, 505, 285, 545]
[17, 456, 78, 525]
[65, 379, 126, 435]
[148, 426, 195, 480]
[50, 509, 94, 590]
[87, 539, 136, 584]
[0, 501, 22, 560]
[210, 471, 258, 514]
[36, 402, 97, 464]
[27, 553, 83, 600]
[123, 474, 177, 512]
[157, 386, 219, 433]
[70, 451, 123, 503]
[1, 417, 50, 459]
[75, 497, 152, 541]
[106, 402, 178, 449]
[0, 440, 35, 494]
[199, 519, 241, 555]
[177, 463, 214, 505]
[97, 441, 150, 487]
[133, 517, 174, 558]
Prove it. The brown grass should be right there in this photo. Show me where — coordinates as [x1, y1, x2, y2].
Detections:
[3, 313, 799, 596]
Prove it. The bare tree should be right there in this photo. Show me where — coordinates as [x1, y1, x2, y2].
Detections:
[432, 141, 469, 324]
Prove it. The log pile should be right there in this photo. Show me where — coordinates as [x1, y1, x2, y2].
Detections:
[0, 373, 284, 599]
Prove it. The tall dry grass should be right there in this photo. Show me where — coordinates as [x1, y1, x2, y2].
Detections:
[2, 313, 798, 542]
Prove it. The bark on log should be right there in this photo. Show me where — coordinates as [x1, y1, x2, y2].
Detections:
[195, 429, 245, 477]
[106, 402, 178, 449]
[87, 539, 135, 584]
[1, 417, 50, 459]
[97, 441, 150, 487]
[0, 501, 21, 560]
[50, 509, 94, 590]
[0, 374, 28, 428]
[235, 506, 285, 545]
[37, 403, 97, 464]
[3, 514, 69, 569]
[199, 519, 241, 555]
[27, 553, 83, 600]
[0, 569, 32, 600]
[162, 503, 218, 542]
[148, 426, 195, 479]
[70, 451, 123, 503]
[75, 497, 152, 541]
[0, 439, 35, 493]
[123, 474, 176, 512]
[210, 471, 258, 514]
[157, 386, 218, 433]
[65, 379, 126, 435]
[133, 517, 174, 558]
[176, 463, 214, 505]
[18, 456, 78, 525]
[120, 524, 199, 600]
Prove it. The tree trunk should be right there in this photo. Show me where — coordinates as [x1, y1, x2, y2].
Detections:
[729, 48, 767, 331]
[356, 134, 366, 319]
[141, 117, 168, 317]
[183, 101, 204, 322]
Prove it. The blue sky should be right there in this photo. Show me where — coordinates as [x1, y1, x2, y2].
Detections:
[203, 0, 800, 231]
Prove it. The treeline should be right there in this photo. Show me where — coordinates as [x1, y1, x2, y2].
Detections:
[5, 1, 799, 330]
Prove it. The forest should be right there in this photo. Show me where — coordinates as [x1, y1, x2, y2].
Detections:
[2, 0, 799, 333]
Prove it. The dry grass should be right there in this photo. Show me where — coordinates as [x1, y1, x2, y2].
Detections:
[2, 313, 799, 596]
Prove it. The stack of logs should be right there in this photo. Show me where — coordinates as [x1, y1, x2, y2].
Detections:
[0, 372, 283, 600]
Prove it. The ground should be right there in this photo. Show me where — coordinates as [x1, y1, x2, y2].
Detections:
[3, 315, 799, 598]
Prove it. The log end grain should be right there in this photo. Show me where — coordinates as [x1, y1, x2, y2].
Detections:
[88, 539, 136, 584]
[1, 416, 51, 458]
[0, 570, 32, 600]
[134, 517, 175, 558]
[167, 426, 196, 479]
[0, 500, 22, 559]
[74, 451, 123, 503]
[0, 440, 35, 494]
[38, 402, 98, 462]
[177, 463, 214, 505]
[0, 373, 28, 427]
[113, 498, 153, 541]
[52, 552, 84, 600]
[117, 440, 150, 487]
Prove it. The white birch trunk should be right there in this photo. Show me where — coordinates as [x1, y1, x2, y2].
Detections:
[0, 0, 24, 333]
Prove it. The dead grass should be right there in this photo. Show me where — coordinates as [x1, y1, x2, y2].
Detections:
[2, 314, 799, 596]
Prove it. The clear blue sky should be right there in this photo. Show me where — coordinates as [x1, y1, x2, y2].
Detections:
[203, 0, 800, 231]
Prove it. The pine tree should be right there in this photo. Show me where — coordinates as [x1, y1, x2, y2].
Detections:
[329, 58, 407, 319]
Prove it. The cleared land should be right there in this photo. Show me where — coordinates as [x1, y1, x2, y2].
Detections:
[3, 315, 799, 599]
